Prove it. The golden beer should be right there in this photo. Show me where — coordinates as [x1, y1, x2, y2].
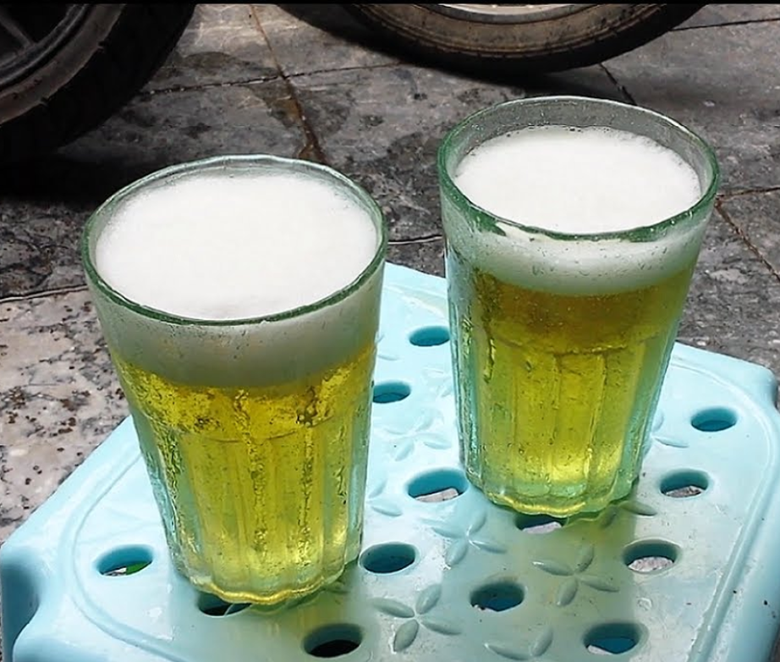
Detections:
[112, 341, 374, 604]
[438, 96, 719, 515]
[447, 245, 695, 516]
[83, 155, 386, 604]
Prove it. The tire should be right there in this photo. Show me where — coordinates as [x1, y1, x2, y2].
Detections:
[346, 4, 705, 75]
[0, 4, 195, 163]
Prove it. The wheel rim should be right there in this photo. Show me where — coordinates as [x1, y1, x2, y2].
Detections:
[0, 4, 91, 87]
[430, 4, 595, 24]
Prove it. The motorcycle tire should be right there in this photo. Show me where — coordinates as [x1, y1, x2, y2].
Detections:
[346, 4, 705, 76]
[0, 4, 195, 164]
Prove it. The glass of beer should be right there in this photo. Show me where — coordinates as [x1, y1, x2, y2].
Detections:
[438, 96, 719, 517]
[82, 155, 386, 605]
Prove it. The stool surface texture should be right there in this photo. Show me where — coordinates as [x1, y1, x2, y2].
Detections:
[3, 263, 780, 662]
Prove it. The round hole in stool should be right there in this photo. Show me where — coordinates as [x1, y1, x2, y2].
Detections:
[408, 468, 468, 502]
[409, 326, 450, 347]
[304, 624, 362, 658]
[470, 579, 525, 612]
[372, 381, 411, 404]
[96, 545, 153, 576]
[360, 542, 417, 574]
[197, 592, 251, 617]
[623, 539, 680, 573]
[515, 513, 564, 534]
[585, 622, 644, 655]
[691, 407, 737, 432]
[660, 470, 710, 498]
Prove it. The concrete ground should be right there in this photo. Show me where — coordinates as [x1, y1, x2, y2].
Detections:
[1, 3, 780, 658]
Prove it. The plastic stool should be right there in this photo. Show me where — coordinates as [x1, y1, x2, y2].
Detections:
[3, 263, 780, 661]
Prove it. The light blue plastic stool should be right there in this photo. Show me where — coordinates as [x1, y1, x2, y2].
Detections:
[3, 263, 780, 661]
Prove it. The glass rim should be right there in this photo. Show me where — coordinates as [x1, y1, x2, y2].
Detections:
[81, 154, 388, 327]
[437, 95, 721, 242]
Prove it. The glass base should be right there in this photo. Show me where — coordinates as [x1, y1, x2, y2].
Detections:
[466, 467, 638, 518]
[173, 550, 358, 610]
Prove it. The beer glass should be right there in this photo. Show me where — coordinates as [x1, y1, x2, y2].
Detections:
[438, 96, 719, 516]
[82, 155, 386, 605]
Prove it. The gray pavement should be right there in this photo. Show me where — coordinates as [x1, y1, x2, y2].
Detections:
[1, 3, 780, 658]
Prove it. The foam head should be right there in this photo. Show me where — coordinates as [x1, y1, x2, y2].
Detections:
[95, 168, 379, 321]
[85, 157, 385, 386]
[446, 126, 707, 295]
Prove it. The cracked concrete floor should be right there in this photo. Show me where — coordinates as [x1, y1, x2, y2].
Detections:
[2, 3, 780, 659]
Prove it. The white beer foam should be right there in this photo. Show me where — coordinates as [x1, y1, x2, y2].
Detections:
[96, 172, 378, 320]
[448, 126, 706, 295]
[91, 168, 382, 386]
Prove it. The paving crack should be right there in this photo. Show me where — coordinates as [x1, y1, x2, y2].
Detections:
[599, 64, 636, 105]
[140, 74, 283, 98]
[249, 6, 327, 163]
[716, 200, 780, 284]
[389, 234, 443, 245]
[0, 284, 87, 306]
[673, 16, 780, 32]
[285, 62, 398, 81]
[142, 63, 397, 102]
[718, 186, 780, 200]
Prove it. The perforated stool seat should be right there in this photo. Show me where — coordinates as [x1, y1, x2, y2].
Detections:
[3, 264, 780, 661]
